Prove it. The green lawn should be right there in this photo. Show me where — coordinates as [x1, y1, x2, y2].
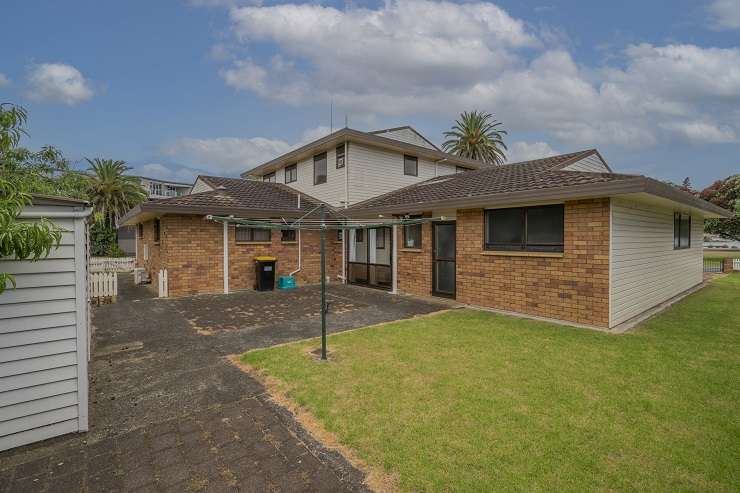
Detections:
[242, 276, 740, 492]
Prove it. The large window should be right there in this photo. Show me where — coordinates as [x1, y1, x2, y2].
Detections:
[336, 144, 345, 168]
[314, 152, 327, 185]
[153, 219, 161, 243]
[263, 172, 276, 183]
[484, 204, 564, 252]
[150, 182, 162, 196]
[281, 229, 296, 242]
[285, 164, 297, 183]
[403, 222, 422, 249]
[404, 155, 418, 176]
[236, 226, 270, 242]
[674, 212, 691, 249]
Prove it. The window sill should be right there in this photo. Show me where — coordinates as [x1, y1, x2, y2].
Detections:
[481, 250, 564, 258]
[236, 241, 272, 245]
[281, 241, 297, 245]
[400, 248, 423, 253]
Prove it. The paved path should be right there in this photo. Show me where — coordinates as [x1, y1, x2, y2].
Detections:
[1, 277, 446, 492]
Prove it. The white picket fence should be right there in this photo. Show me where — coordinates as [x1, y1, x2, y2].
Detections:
[734, 258, 740, 271]
[89, 271, 118, 301]
[90, 256, 135, 272]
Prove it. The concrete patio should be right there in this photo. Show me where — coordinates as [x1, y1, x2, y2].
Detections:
[0, 276, 447, 492]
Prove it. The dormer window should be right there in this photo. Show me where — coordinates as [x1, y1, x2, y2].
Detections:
[263, 172, 276, 183]
[336, 144, 345, 169]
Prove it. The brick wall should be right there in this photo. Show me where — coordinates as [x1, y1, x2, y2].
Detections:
[136, 215, 341, 297]
[397, 222, 433, 297]
[455, 199, 610, 327]
[229, 226, 340, 291]
[165, 216, 224, 296]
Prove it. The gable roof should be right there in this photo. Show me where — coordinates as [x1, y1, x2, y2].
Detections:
[240, 127, 488, 178]
[369, 126, 441, 151]
[347, 150, 731, 218]
[120, 176, 328, 225]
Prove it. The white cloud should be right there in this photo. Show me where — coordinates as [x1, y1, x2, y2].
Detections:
[659, 121, 737, 144]
[506, 141, 559, 163]
[0, 73, 9, 87]
[216, 1, 740, 149]
[160, 125, 330, 175]
[224, 0, 536, 108]
[708, 0, 740, 30]
[26, 63, 94, 105]
[162, 136, 291, 175]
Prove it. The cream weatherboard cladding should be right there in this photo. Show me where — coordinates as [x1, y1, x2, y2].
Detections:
[370, 127, 438, 150]
[0, 201, 91, 451]
[347, 143, 457, 204]
[267, 146, 347, 207]
[563, 154, 610, 173]
[609, 198, 703, 326]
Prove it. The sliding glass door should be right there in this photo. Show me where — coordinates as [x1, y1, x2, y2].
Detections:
[347, 227, 392, 289]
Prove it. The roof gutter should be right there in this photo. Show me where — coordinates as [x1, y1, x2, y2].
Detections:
[240, 128, 485, 178]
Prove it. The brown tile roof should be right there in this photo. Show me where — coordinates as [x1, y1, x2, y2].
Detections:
[347, 150, 731, 218]
[120, 176, 328, 224]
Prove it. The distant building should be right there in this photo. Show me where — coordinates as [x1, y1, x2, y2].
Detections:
[117, 177, 193, 255]
[136, 176, 192, 199]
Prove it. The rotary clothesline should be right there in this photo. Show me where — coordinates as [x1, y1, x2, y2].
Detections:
[206, 214, 444, 231]
[207, 205, 444, 360]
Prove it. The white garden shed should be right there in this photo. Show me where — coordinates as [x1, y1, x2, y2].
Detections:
[0, 195, 92, 451]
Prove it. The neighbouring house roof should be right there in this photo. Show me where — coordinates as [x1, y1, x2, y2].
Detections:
[347, 150, 732, 218]
[240, 127, 488, 178]
[29, 194, 90, 206]
[120, 176, 329, 225]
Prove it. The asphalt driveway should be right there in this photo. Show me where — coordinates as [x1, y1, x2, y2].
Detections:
[0, 276, 446, 492]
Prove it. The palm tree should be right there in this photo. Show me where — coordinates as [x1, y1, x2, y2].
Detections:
[85, 158, 147, 227]
[442, 111, 508, 165]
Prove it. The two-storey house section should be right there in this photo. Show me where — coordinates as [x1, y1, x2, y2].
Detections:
[238, 126, 487, 208]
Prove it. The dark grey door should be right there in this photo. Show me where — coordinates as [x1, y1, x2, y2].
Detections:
[432, 222, 456, 298]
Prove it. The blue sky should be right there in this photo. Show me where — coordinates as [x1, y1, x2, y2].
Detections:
[1, 0, 739, 188]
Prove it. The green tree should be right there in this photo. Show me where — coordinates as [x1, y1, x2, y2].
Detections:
[85, 158, 146, 227]
[442, 111, 508, 165]
[0, 103, 62, 294]
[700, 174, 740, 240]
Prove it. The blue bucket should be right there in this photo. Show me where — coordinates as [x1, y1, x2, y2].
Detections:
[278, 275, 296, 289]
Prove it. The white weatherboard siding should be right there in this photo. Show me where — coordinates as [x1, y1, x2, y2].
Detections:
[371, 128, 438, 150]
[190, 178, 214, 194]
[610, 198, 703, 327]
[269, 146, 347, 207]
[0, 203, 91, 451]
[348, 143, 456, 204]
[563, 153, 610, 173]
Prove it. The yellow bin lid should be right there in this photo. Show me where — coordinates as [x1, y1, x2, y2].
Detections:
[254, 256, 276, 261]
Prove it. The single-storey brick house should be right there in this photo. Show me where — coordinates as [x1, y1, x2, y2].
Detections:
[121, 126, 731, 329]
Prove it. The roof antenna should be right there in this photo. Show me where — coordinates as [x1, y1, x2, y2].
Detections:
[330, 98, 334, 133]
[344, 114, 348, 128]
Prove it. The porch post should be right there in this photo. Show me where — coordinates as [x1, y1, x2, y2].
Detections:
[341, 228, 346, 284]
[223, 221, 229, 294]
[391, 224, 398, 294]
